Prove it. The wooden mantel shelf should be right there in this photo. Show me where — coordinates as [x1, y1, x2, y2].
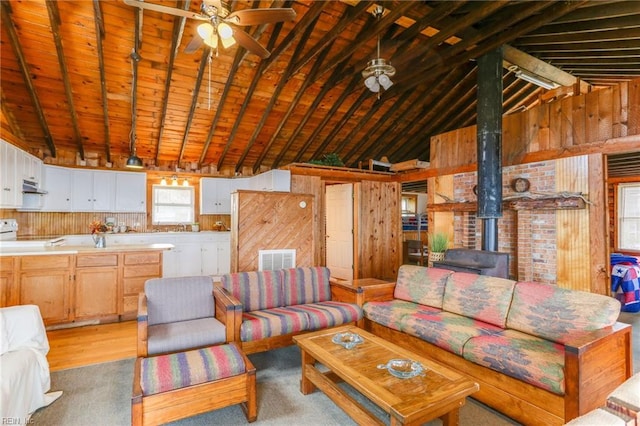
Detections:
[428, 196, 587, 212]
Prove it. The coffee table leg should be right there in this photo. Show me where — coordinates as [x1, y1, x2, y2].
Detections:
[300, 349, 316, 395]
[440, 408, 460, 426]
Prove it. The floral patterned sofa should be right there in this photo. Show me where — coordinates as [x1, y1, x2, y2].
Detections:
[218, 267, 363, 354]
[361, 265, 633, 426]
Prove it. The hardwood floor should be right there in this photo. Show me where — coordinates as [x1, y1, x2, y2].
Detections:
[46, 321, 137, 372]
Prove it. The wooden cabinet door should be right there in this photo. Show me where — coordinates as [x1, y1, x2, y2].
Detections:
[20, 270, 70, 324]
[0, 257, 16, 307]
[75, 266, 119, 319]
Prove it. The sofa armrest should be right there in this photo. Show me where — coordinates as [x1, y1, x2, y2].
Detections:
[137, 293, 149, 358]
[563, 322, 633, 419]
[214, 286, 243, 344]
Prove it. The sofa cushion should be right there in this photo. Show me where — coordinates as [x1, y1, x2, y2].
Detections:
[220, 270, 284, 312]
[240, 307, 309, 342]
[287, 301, 362, 331]
[145, 276, 215, 325]
[442, 272, 516, 328]
[463, 329, 565, 395]
[147, 317, 227, 355]
[282, 267, 331, 305]
[401, 310, 503, 356]
[363, 300, 425, 331]
[506, 282, 621, 344]
[393, 265, 453, 308]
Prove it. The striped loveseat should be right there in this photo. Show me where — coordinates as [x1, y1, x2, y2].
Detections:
[361, 265, 633, 425]
[219, 267, 363, 354]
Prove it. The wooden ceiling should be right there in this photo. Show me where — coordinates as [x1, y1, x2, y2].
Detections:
[1, 1, 639, 174]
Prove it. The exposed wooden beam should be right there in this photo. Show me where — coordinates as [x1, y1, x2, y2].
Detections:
[526, 14, 640, 36]
[177, 48, 211, 163]
[155, 0, 191, 163]
[0, 2, 56, 157]
[269, 41, 333, 169]
[503, 44, 577, 87]
[130, 8, 141, 159]
[516, 27, 640, 46]
[45, 1, 85, 160]
[92, 0, 111, 163]
[236, 15, 321, 171]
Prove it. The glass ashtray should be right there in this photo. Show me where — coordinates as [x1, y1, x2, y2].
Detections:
[377, 359, 425, 379]
[331, 331, 364, 349]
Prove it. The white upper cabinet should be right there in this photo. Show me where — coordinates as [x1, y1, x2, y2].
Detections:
[41, 165, 73, 211]
[72, 169, 115, 212]
[200, 178, 232, 214]
[21, 151, 42, 182]
[0, 141, 19, 208]
[115, 172, 146, 212]
[249, 170, 290, 192]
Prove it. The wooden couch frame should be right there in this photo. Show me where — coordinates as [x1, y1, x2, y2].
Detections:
[360, 284, 633, 425]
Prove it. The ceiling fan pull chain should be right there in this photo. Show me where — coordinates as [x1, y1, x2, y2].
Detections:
[208, 51, 212, 110]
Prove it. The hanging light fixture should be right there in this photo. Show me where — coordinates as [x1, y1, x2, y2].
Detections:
[126, 47, 143, 169]
[361, 6, 395, 99]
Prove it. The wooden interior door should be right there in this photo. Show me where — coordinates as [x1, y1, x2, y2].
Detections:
[325, 183, 354, 280]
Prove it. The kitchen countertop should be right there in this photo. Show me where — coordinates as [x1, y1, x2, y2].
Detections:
[0, 243, 174, 256]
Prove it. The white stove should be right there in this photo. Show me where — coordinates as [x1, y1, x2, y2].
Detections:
[0, 219, 18, 241]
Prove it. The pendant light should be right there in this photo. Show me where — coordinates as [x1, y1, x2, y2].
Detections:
[361, 6, 396, 99]
[126, 31, 143, 169]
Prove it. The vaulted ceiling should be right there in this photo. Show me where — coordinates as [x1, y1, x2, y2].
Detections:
[1, 1, 639, 174]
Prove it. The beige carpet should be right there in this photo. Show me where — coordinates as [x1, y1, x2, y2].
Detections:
[31, 345, 518, 425]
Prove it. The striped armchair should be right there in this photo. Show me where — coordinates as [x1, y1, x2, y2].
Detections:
[137, 276, 239, 357]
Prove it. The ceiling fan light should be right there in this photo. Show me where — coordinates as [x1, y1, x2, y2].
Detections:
[220, 34, 236, 49]
[378, 74, 393, 90]
[365, 75, 380, 92]
[218, 22, 233, 40]
[197, 22, 214, 39]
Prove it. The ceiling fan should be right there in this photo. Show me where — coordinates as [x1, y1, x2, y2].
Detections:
[123, 0, 296, 59]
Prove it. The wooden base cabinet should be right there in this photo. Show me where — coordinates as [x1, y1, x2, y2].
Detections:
[2, 249, 163, 327]
[75, 254, 119, 320]
[19, 255, 72, 325]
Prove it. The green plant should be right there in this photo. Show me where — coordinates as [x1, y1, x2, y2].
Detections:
[308, 153, 344, 167]
[429, 232, 449, 253]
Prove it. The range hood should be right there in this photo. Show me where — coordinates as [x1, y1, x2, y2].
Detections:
[22, 179, 48, 195]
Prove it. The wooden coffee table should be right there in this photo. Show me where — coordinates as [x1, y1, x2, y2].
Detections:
[293, 325, 479, 426]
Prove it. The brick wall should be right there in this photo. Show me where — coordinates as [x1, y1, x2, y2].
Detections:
[452, 160, 557, 284]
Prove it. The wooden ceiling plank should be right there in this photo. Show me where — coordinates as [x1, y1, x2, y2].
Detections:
[295, 72, 362, 164]
[527, 39, 640, 53]
[236, 14, 321, 171]
[198, 48, 244, 167]
[550, 1, 640, 24]
[391, 1, 587, 101]
[314, 1, 416, 82]
[155, 0, 191, 163]
[0, 88, 26, 141]
[46, 0, 84, 160]
[269, 40, 333, 169]
[342, 89, 413, 166]
[238, 0, 288, 66]
[526, 13, 640, 36]
[289, 1, 370, 78]
[517, 27, 640, 46]
[394, 1, 468, 42]
[0, 2, 57, 157]
[289, 63, 351, 165]
[216, 12, 286, 170]
[177, 47, 210, 163]
[92, 0, 111, 163]
[260, 0, 326, 76]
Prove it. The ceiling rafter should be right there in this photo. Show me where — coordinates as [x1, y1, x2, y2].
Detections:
[236, 13, 321, 171]
[155, 0, 191, 163]
[216, 13, 287, 170]
[269, 41, 333, 169]
[92, 0, 111, 164]
[1, 1, 56, 157]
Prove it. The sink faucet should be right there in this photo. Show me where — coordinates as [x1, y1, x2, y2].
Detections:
[177, 223, 187, 232]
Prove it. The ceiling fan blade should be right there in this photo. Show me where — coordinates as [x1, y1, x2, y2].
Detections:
[184, 36, 204, 54]
[231, 28, 270, 59]
[123, 0, 208, 21]
[225, 8, 296, 26]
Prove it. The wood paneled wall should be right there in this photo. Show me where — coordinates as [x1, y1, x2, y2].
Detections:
[430, 79, 640, 171]
[231, 191, 314, 273]
[290, 175, 324, 267]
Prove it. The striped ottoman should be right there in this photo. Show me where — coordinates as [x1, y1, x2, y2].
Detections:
[131, 342, 256, 425]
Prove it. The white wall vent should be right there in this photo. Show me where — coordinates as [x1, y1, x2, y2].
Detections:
[259, 249, 296, 271]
